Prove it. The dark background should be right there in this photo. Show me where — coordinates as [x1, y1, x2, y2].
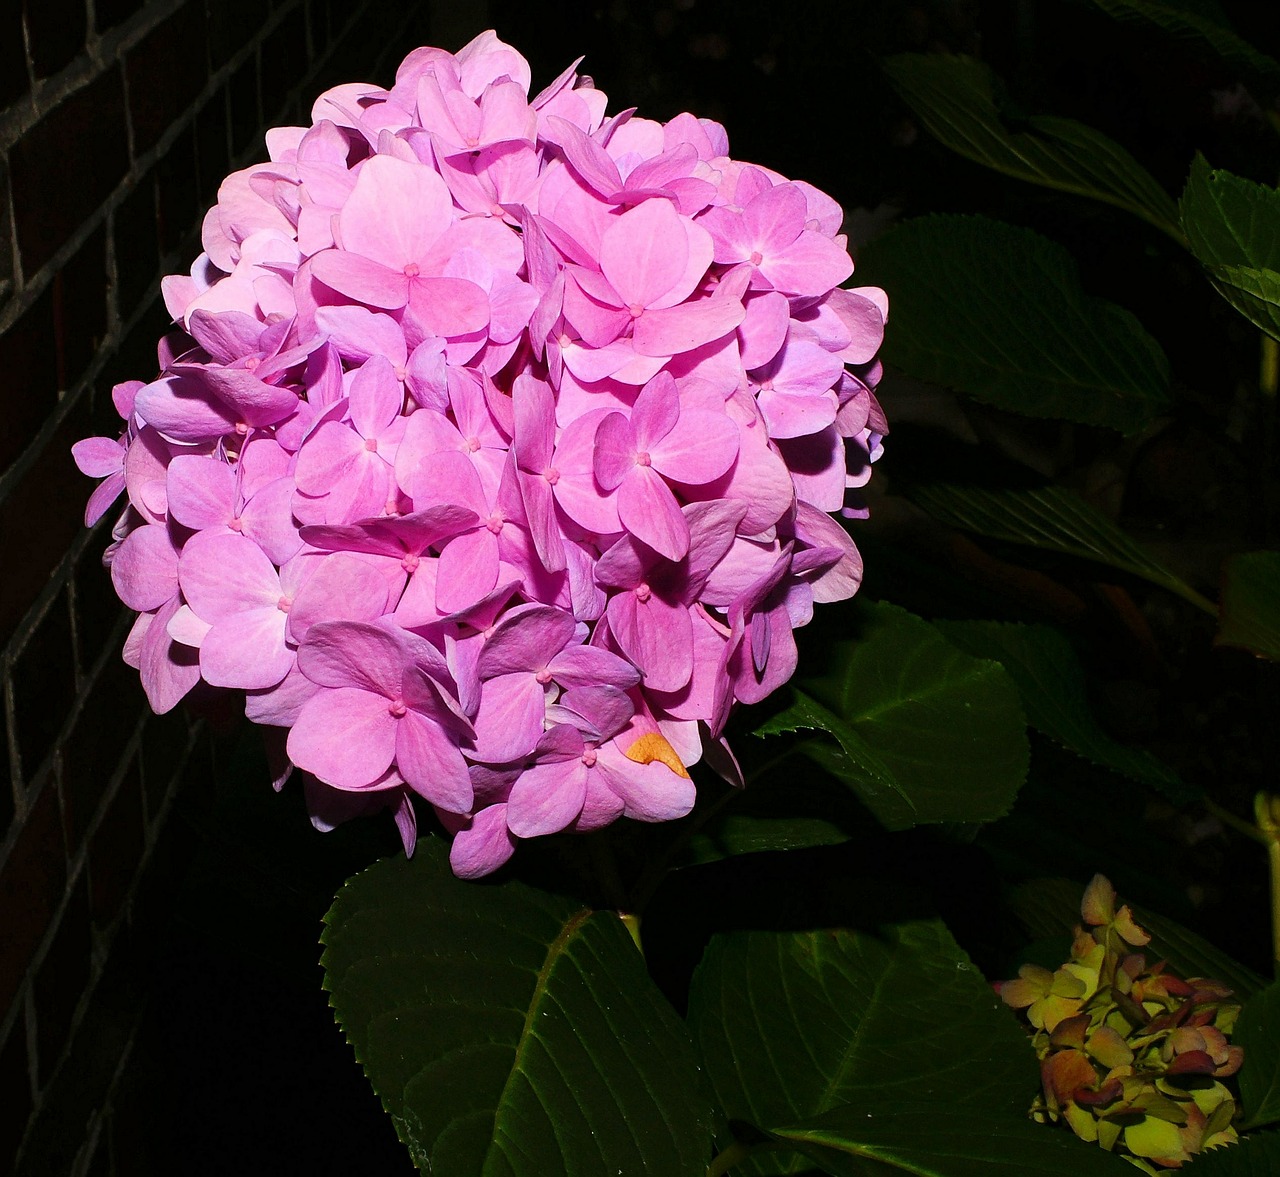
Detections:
[2, 1, 1278, 1173]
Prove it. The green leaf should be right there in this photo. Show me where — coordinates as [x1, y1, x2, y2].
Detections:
[1180, 156, 1280, 339]
[322, 837, 713, 1175]
[1168, 1132, 1280, 1174]
[1238, 983, 1280, 1129]
[774, 1096, 1135, 1177]
[690, 920, 1129, 1176]
[1009, 877, 1266, 1001]
[1092, 1, 1280, 88]
[910, 483, 1215, 613]
[757, 601, 1029, 829]
[934, 620, 1195, 803]
[883, 54, 1182, 240]
[1217, 551, 1280, 661]
[855, 215, 1170, 433]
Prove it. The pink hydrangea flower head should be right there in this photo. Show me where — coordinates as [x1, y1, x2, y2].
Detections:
[74, 29, 887, 876]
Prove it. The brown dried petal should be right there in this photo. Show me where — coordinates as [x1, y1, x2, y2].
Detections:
[1081, 874, 1116, 926]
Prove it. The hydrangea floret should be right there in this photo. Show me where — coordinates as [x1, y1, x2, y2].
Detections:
[998, 875, 1243, 1171]
[72, 31, 887, 878]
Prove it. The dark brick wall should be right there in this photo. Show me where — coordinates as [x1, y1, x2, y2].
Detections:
[0, 2, 450, 1172]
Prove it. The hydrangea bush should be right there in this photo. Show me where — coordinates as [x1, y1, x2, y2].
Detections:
[74, 31, 886, 878]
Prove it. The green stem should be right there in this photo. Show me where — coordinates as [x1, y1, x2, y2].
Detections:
[1204, 796, 1268, 845]
[1261, 336, 1278, 399]
[707, 1140, 774, 1177]
[1254, 792, 1280, 977]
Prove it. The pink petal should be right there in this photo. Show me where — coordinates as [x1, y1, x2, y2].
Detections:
[200, 607, 292, 689]
[479, 604, 577, 677]
[288, 686, 398, 787]
[180, 531, 281, 620]
[618, 467, 689, 562]
[396, 711, 473, 811]
[506, 758, 588, 837]
[599, 199, 690, 310]
[607, 589, 693, 694]
[632, 298, 746, 357]
[592, 411, 635, 492]
[651, 408, 739, 485]
[470, 672, 546, 763]
[311, 249, 408, 309]
[339, 154, 453, 269]
[437, 528, 500, 614]
[449, 804, 517, 878]
[111, 523, 179, 611]
[166, 455, 235, 530]
[296, 620, 408, 697]
[596, 745, 696, 822]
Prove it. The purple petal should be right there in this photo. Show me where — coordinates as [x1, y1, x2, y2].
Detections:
[592, 411, 635, 492]
[595, 744, 696, 821]
[166, 455, 235, 530]
[180, 531, 281, 621]
[200, 608, 292, 689]
[478, 603, 577, 678]
[651, 408, 739, 485]
[450, 804, 517, 878]
[111, 523, 179, 612]
[296, 619, 409, 697]
[632, 298, 746, 357]
[436, 528, 500, 614]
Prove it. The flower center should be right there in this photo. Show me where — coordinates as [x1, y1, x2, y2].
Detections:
[465, 435, 481, 452]
[581, 748, 598, 768]
[486, 513, 505, 535]
[535, 668, 553, 685]
[228, 517, 243, 533]
[635, 582, 651, 603]
[402, 553, 420, 574]
[244, 356, 260, 371]
[750, 250, 763, 267]
[403, 263, 420, 278]
[627, 303, 645, 319]
[364, 437, 378, 452]
[235, 422, 250, 435]
[635, 451, 651, 467]
[543, 466, 560, 486]
[276, 595, 292, 613]
[388, 698, 407, 718]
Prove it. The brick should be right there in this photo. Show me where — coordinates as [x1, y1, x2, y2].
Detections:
[33, 873, 91, 1087]
[0, 3, 28, 112]
[94, 0, 146, 35]
[0, 717, 13, 847]
[54, 224, 109, 393]
[227, 50, 261, 157]
[23, 0, 87, 80]
[195, 90, 230, 202]
[206, 0, 270, 71]
[260, 6, 307, 123]
[154, 121, 201, 256]
[10, 67, 128, 278]
[89, 758, 144, 928]
[0, 284, 58, 477]
[125, 3, 209, 158]
[0, 394, 95, 648]
[60, 655, 144, 852]
[0, 158, 14, 313]
[11, 593, 76, 784]
[112, 177, 160, 324]
[0, 1013, 33, 1174]
[99, 299, 169, 397]
[0, 782, 66, 1017]
[71, 527, 127, 676]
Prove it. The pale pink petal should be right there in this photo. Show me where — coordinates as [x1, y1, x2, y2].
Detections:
[506, 758, 588, 837]
[288, 686, 398, 787]
[396, 711, 473, 811]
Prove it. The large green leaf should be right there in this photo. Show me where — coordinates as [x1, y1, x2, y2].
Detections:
[1092, 1, 1280, 88]
[774, 1097, 1134, 1177]
[322, 838, 714, 1175]
[756, 601, 1029, 829]
[1180, 156, 1280, 339]
[1238, 983, 1280, 1129]
[690, 920, 1129, 1176]
[1009, 878, 1266, 1001]
[1171, 1132, 1280, 1174]
[855, 215, 1170, 433]
[934, 620, 1195, 803]
[911, 483, 1215, 613]
[1217, 550, 1280, 661]
[883, 54, 1181, 240]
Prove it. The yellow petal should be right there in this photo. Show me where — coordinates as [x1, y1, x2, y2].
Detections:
[623, 732, 690, 778]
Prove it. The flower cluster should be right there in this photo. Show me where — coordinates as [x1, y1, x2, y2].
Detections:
[73, 31, 886, 877]
[999, 876, 1242, 1171]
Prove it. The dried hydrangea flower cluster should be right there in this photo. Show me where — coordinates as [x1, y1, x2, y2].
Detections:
[73, 31, 886, 877]
[999, 876, 1242, 1171]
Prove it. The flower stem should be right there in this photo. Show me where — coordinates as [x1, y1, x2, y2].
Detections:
[1253, 792, 1280, 977]
[706, 1140, 778, 1177]
[1262, 336, 1279, 400]
[1204, 796, 1268, 845]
